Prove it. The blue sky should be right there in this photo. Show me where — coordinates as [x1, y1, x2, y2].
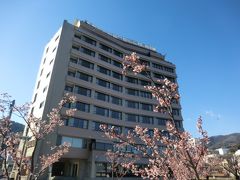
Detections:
[0, 0, 239, 137]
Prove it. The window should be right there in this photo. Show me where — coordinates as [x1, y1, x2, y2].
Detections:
[140, 91, 152, 99]
[113, 49, 123, 58]
[68, 70, 75, 77]
[140, 116, 153, 124]
[39, 101, 44, 109]
[46, 72, 50, 78]
[92, 121, 104, 131]
[124, 127, 134, 134]
[80, 47, 95, 57]
[37, 81, 41, 89]
[82, 35, 96, 46]
[112, 60, 123, 68]
[74, 85, 91, 97]
[64, 118, 88, 129]
[99, 43, 112, 53]
[125, 113, 139, 122]
[164, 66, 174, 73]
[94, 106, 109, 117]
[112, 71, 122, 80]
[126, 76, 138, 84]
[79, 59, 94, 69]
[172, 109, 180, 116]
[152, 63, 164, 70]
[126, 100, 139, 109]
[76, 72, 93, 82]
[140, 59, 150, 66]
[96, 78, 110, 88]
[74, 34, 81, 40]
[40, 69, 43, 76]
[126, 88, 139, 96]
[95, 91, 109, 102]
[43, 86, 47, 93]
[43, 58, 46, 64]
[108, 124, 122, 134]
[111, 96, 122, 105]
[157, 118, 166, 126]
[110, 110, 122, 120]
[70, 56, 78, 64]
[49, 59, 54, 65]
[98, 54, 111, 63]
[65, 84, 73, 92]
[95, 142, 113, 151]
[140, 103, 153, 111]
[174, 120, 182, 128]
[72, 45, 80, 51]
[61, 136, 86, 148]
[97, 66, 111, 76]
[75, 102, 90, 112]
[154, 73, 164, 79]
[55, 35, 59, 42]
[45, 47, 49, 54]
[139, 80, 151, 86]
[111, 83, 122, 92]
[33, 93, 37, 103]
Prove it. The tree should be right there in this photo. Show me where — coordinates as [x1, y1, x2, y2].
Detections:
[0, 93, 76, 180]
[210, 153, 240, 179]
[102, 53, 210, 179]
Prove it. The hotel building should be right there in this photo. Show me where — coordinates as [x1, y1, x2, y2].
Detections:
[24, 20, 183, 179]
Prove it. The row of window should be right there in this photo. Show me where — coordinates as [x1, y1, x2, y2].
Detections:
[63, 117, 183, 133]
[74, 33, 174, 74]
[74, 33, 123, 58]
[64, 101, 181, 122]
[64, 117, 182, 136]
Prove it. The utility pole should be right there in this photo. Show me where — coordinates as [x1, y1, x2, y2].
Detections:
[8, 100, 15, 119]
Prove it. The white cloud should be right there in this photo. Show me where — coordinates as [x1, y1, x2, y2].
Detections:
[205, 110, 221, 120]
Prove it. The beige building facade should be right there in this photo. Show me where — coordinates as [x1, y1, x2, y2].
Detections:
[25, 20, 183, 179]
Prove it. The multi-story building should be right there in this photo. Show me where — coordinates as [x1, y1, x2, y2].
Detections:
[24, 20, 183, 179]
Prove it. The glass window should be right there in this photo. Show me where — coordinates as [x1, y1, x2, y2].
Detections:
[96, 78, 110, 88]
[61, 136, 86, 148]
[94, 106, 109, 117]
[110, 110, 122, 120]
[92, 121, 105, 131]
[172, 109, 180, 116]
[174, 120, 182, 128]
[139, 91, 152, 99]
[111, 83, 122, 92]
[70, 56, 78, 64]
[72, 45, 80, 51]
[111, 96, 122, 105]
[140, 116, 153, 124]
[126, 88, 139, 96]
[152, 63, 163, 70]
[154, 73, 164, 79]
[76, 72, 93, 82]
[126, 76, 138, 84]
[39, 101, 44, 109]
[74, 86, 91, 97]
[82, 35, 96, 46]
[140, 103, 153, 111]
[68, 70, 75, 77]
[80, 47, 95, 57]
[125, 113, 139, 122]
[112, 60, 123, 68]
[126, 100, 139, 109]
[139, 80, 151, 86]
[98, 54, 111, 63]
[95, 91, 109, 102]
[65, 84, 74, 92]
[140, 59, 150, 66]
[75, 102, 90, 112]
[79, 59, 94, 69]
[157, 118, 166, 126]
[74, 34, 81, 40]
[112, 71, 122, 80]
[113, 49, 123, 58]
[97, 66, 111, 76]
[99, 43, 112, 53]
